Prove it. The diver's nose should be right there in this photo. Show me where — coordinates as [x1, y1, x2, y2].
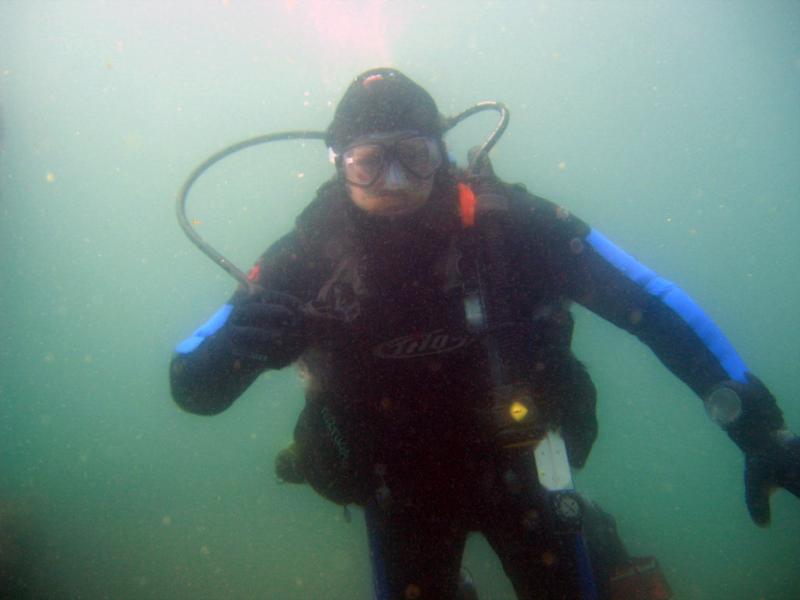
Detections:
[383, 160, 411, 190]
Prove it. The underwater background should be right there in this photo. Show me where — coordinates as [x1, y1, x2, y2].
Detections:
[1, 1, 798, 598]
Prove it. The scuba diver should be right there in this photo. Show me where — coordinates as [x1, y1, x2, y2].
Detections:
[170, 68, 800, 599]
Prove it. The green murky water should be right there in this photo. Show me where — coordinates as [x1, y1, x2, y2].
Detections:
[1, 2, 798, 598]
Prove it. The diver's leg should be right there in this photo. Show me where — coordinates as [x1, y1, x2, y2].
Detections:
[479, 450, 605, 600]
[365, 499, 467, 600]
[484, 484, 669, 599]
[582, 499, 672, 600]
[483, 505, 597, 600]
[580, 497, 627, 597]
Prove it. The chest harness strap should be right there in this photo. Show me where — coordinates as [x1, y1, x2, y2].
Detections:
[457, 179, 599, 600]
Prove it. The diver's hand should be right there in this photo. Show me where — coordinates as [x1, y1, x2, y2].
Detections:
[707, 374, 800, 525]
[744, 432, 800, 526]
[227, 290, 308, 369]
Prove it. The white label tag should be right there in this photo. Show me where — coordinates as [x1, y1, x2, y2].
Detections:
[534, 430, 573, 491]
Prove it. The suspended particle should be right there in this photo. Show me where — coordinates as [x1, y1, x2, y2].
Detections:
[523, 508, 540, 530]
[569, 237, 584, 254]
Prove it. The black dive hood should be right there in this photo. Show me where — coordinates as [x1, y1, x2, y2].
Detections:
[176, 101, 509, 292]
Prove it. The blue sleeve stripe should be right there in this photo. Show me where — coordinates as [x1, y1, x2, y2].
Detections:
[175, 304, 234, 354]
[586, 229, 748, 383]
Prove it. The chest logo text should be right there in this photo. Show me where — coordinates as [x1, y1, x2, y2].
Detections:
[373, 329, 470, 359]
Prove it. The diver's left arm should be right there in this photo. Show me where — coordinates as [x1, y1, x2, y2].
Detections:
[515, 187, 800, 525]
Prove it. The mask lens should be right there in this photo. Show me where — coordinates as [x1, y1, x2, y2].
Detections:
[341, 136, 442, 186]
[396, 137, 442, 178]
[342, 144, 385, 186]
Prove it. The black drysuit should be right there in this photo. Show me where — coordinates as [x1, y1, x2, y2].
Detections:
[171, 172, 746, 599]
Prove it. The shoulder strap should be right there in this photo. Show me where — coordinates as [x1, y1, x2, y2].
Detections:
[457, 182, 477, 228]
[457, 178, 512, 231]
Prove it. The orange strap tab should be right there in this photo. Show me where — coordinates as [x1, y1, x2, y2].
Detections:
[458, 182, 476, 228]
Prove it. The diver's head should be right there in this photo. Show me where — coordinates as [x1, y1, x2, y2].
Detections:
[326, 68, 446, 218]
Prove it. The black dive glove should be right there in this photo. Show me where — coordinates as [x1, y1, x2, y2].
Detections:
[226, 290, 308, 369]
[706, 374, 800, 525]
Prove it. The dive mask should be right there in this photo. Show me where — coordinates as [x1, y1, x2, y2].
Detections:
[338, 132, 443, 187]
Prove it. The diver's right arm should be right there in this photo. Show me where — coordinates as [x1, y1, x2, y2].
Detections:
[169, 232, 312, 415]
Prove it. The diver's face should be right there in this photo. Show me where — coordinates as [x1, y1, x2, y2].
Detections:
[341, 131, 441, 217]
[347, 169, 435, 217]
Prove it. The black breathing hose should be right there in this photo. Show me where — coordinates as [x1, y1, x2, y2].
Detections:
[176, 131, 326, 291]
[175, 103, 509, 288]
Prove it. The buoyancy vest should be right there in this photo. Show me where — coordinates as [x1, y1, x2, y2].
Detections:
[293, 174, 598, 504]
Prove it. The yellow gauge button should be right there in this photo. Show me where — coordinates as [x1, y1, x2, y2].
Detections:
[510, 401, 529, 422]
